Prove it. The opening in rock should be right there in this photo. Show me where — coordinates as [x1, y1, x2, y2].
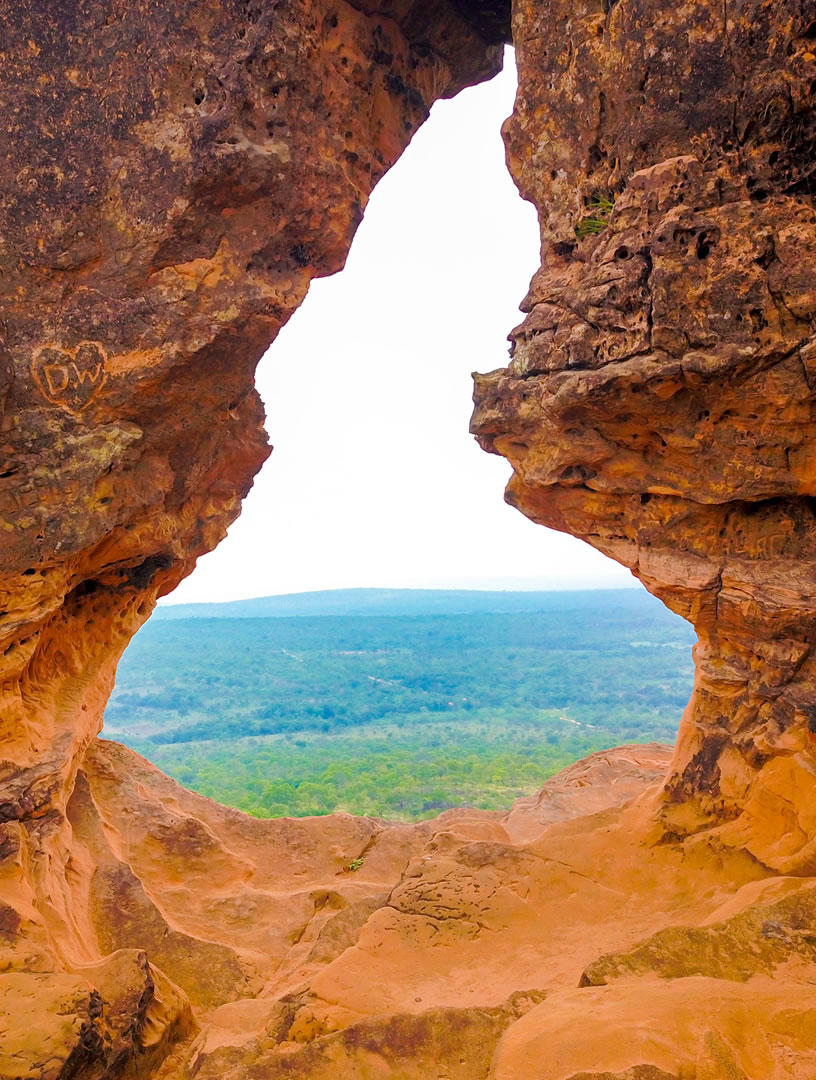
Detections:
[11, 5, 816, 1076]
[104, 51, 694, 821]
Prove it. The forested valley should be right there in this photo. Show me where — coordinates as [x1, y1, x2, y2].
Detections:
[105, 589, 694, 820]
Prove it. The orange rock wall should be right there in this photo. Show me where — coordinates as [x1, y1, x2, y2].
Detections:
[0, 2, 506, 1072]
[472, 0, 816, 874]
[0, 0, 501, 877]
[4, 0, 816, 1076]
[0, 0, 503, 802]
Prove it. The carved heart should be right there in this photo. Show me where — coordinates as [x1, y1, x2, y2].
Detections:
[31, 341, 107, 413]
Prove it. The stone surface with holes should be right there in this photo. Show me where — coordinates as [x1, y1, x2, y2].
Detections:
[472, 0, 816, 876]
[5, 0, 816, 1076]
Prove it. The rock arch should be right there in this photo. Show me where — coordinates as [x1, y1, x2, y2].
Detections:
[3, 1, 816, 1076]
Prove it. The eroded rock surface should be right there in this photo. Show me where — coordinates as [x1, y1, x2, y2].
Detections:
[0, 0, 503, 817]
[0, 0, 507, 1072]
[472, 0, 816, 875]
[4, 0, 816, 1076]
[8, 741, 816, 1079]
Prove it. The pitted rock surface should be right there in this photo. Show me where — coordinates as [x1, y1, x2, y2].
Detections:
[472, 0, 816, 875]
[4, 0, 816, 1077]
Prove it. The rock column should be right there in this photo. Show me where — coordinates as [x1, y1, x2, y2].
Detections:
[473, 0, 816, 873]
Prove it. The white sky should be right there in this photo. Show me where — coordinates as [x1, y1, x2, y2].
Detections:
[168, 50, 636, 604]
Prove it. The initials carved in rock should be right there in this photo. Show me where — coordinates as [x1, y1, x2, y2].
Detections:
[31, 342, 107, 412]
[723, 530, 791, 559]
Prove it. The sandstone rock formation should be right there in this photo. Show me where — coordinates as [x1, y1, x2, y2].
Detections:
[9, 741, 816, 1078]
[0, 0, 507, 1071]
[4, 0, 816, 1076]
[0, 0, 504, 826]
[472, 0, 816, 875]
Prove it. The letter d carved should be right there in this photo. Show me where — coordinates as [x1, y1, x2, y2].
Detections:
[43, 364, 70, 395]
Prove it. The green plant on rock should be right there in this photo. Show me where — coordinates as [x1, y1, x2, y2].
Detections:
[575, 193, 615, 239]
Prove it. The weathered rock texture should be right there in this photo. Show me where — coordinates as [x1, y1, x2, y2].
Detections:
[0, 0, 504, 818]
[4, 0, 816, 1076]
[0, 0, 507, 1071]
[8, 741, 816, 1079]
[472, 0, 816, 875]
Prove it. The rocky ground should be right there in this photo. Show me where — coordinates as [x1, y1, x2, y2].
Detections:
[9, 741, 816, 1079]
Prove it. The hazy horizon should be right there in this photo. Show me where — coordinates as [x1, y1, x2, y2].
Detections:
[159, 581, 641, 607]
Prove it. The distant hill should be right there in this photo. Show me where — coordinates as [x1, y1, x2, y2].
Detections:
[154, 586, 645, 620]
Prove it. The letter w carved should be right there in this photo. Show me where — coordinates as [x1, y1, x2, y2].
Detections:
[70, 361, 104, 386]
